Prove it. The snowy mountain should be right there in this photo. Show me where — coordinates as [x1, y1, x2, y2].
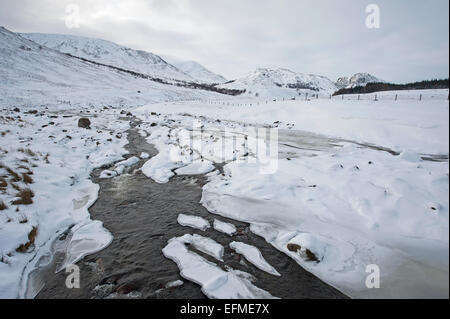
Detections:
[162, 56, 227, 84]
[21, 33, 197, 83]
[335, 73, 383, 89]
[0, 27, 227, 108]
[220, 68, 338, 98]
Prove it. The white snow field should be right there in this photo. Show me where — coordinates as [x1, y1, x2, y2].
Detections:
[21, 33, 227, 85]
[137, 95, 449, 154]
[135, 94, 449, 298]
[0, 27, 224, 110]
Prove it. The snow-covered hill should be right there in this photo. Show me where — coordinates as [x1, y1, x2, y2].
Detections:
[220, 68, 338, 98]
[0, 28, 228, 108]
[21, 33, 197, 83]
[162, 56, 227, 84]
[336, 73, 383, 89]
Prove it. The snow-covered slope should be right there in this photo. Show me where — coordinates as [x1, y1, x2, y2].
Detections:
[336, 73, 383, 89]
[21, 33, 196, 83]
[0, 28, 223, 108]
[220, 68, 338, 98]
[162, 56, 227, 84]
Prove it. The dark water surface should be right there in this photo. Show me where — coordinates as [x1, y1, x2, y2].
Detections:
[35, 119, 347, 299]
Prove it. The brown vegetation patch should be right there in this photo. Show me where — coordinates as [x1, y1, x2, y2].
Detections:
[287, 243, 319, 262]
[22, 173, 33, 184]
[18, 148, 36, 157]
[6, 167, 21, 182]
[16, 226, 38, 253]
[12, 188, 34, 205]
[287, 243, 301, 252]
[0, 200, 7, 211]
[0, 177, 7, 189]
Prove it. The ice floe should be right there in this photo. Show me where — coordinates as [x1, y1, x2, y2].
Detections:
[230, 241, 280, 276]
[213, 219, 237, 236]
[162, 236, 277, 299]
[177, 214, 210, 231]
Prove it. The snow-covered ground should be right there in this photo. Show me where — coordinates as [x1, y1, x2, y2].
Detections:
[137, 94, 449, 154]
[1, 26, 448, 300]
[0, 27, 224, 111]
[0, 107, 131, 298]
[135, 93, 449, 298]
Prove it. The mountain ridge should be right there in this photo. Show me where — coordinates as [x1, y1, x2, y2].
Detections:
[219, 67, 338, 97]
[21, 33, 227, 85]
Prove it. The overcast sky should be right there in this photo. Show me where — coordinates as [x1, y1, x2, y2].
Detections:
[1, 0, 448, 82]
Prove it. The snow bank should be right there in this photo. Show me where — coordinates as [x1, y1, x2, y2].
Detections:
[137, 96, 449, 154]
[202, 144, 449, 298]
[0, 107, 129, 298]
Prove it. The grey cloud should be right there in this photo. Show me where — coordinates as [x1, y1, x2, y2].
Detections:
[0, 0, 448, 82]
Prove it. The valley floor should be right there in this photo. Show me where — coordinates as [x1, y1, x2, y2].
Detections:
[0, 93, 448, 298]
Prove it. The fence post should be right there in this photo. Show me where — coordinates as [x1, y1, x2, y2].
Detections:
[342, 95, 344, 100]
[305, 93, 308, 101]
[395, 94, 398, 101]
[358, 95, 360, 101]
[419, 94, 422, 101]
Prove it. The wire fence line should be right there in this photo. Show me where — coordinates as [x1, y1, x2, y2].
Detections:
[198, 90, 449, 107]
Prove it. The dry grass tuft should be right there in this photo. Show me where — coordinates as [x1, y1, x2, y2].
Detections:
[18, 148, 36, 157]
[15, 226, 38, 253]
[22, 173, 33, 184]
[10, 182, 21, 191]
[6, 167, 21, 182]
[0, 177, 7, 189]
[0, 200, 7, 211]
[305, 249, 319, 262]
[12, 188, 34, 205]
[18, 214, 28, 224]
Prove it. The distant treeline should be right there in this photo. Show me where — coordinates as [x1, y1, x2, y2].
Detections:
[333, 78, 449, 96]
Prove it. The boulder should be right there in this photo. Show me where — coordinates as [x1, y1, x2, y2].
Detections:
[78, 117, 91, 129]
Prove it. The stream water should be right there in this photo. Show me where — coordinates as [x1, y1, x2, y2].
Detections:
[34, 118, 347, 299]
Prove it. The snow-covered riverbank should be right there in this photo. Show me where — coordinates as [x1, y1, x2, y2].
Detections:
[135, 95, 449, 298]
[0, 107, 130, 298]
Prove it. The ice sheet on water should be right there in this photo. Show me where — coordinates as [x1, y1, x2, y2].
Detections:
[57, 220, 113, 273]
[177, 214, 210, 231]
[177, 234, 224, 261]
[175, 161, 215, 176]
[162, 236, 277, 299]
[213, 219, 237, 236]
[230, 241, 280, 276]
